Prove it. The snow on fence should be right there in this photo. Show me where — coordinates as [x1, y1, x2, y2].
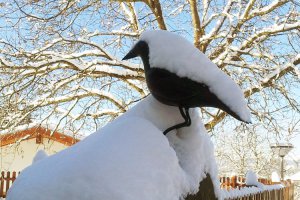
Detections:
[223, 183, 294, 200]
[0, 171, 19, 198]
[220, 176, 294, 200]
[0, 172, 295, 199]
[220, 176, 272, 189]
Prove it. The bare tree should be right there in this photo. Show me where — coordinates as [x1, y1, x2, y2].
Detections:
[0, 0, 299, 139]
[215, 123, 279, 177]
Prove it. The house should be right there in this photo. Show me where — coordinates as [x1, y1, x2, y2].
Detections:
[0, 125, 80, 172]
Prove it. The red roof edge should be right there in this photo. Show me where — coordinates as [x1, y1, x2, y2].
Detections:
[0, 126, 79, 147]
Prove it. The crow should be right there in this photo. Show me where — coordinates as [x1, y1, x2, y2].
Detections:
[123, 30, 250, 134]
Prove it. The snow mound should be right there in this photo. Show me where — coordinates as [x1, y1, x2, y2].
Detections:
[245, 170, 259, 186]
[140, 30, 251, 123]
[32, 150, 48, 163]
[271, 171, 280, 182]
[7, 96, 219, 200]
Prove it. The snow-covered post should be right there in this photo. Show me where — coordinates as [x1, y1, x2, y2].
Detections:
[271, 143, 294, 181]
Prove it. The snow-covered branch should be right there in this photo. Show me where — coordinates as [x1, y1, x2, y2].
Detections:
[1, 0, 299, 138]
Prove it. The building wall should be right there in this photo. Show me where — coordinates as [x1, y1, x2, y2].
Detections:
[0, 138, 69, 172]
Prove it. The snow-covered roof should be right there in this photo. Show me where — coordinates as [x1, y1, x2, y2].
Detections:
[0, 125, 79, 147]
[139, 30, 251, 123]
[1, 121, 85, 138]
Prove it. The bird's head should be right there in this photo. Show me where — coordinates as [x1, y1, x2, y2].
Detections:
[122, 40, 150, 66]
[122, 40, 149, 60]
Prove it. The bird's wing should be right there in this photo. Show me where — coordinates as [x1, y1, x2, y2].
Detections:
[146, 68, 249, 122]
[146, 68, 213, 106]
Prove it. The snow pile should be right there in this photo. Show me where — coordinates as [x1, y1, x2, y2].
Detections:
[117, 96, 220, 197]
[245, 170, 259, 185]
[140, 30, 251, 123]
[7, 96, 219, 200]
[166, 113, 219, 195]
[32, 150, 48, 163]
[245, 170, 264, 188]
[272, 171, 280, 182]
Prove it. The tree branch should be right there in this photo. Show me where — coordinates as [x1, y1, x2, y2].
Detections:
[188, 0, 204, 50]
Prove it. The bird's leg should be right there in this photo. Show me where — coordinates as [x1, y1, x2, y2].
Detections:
[185, 108, 191, 126]
[163, 107, 192, 135]
[179, 106, 187, 120]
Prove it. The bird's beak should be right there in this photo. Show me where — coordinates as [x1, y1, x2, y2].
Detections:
[122, 49, 138, 60]
[122, 42, 142, 60]
[122, 41, 148, 60]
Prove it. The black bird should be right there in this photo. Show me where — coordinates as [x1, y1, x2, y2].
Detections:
[123, 30, 251, 134]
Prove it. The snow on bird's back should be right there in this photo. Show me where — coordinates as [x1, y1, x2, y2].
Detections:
[140, 30, 251, 123]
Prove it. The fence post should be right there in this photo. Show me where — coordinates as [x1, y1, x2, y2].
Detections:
[231, 176, 237, 188]
[0, 171, 4, 198]
[0, 171, 20, 198]
[5, 171, 11, 196]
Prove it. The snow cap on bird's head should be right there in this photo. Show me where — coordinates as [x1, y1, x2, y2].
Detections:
[139, 30, 195, 72]
[123, 30, 251, 123]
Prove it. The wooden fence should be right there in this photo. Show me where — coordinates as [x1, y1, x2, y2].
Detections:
[224, 183, 294, 200]
[0, 171, 19, 198]
[0, 172, 295, 200]
[220, 176, 273, 189]
[220, 176, 294, 200]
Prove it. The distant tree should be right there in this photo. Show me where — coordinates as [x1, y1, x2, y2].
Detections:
[0, 94, 32, 130]
[0, 0, 299, 139]
[214, 123, 278, 177]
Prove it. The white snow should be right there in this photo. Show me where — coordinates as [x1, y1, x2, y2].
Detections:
[0, 121, 84, 140]
[220, 184, 284, 199]
[272, 172, 280, 182]
[32, 150, 48, 163]
[220, 170, 285, 199]
[139, 30, 251, 123]
[0, 122, 39, 135]
[245, 170, 261, 186]
[7, 96, 219, 200]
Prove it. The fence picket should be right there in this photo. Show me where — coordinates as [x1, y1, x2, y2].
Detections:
[5, 171, 10, 195]
[0, 171, 4, 197]
[0, 171, 19, 198]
